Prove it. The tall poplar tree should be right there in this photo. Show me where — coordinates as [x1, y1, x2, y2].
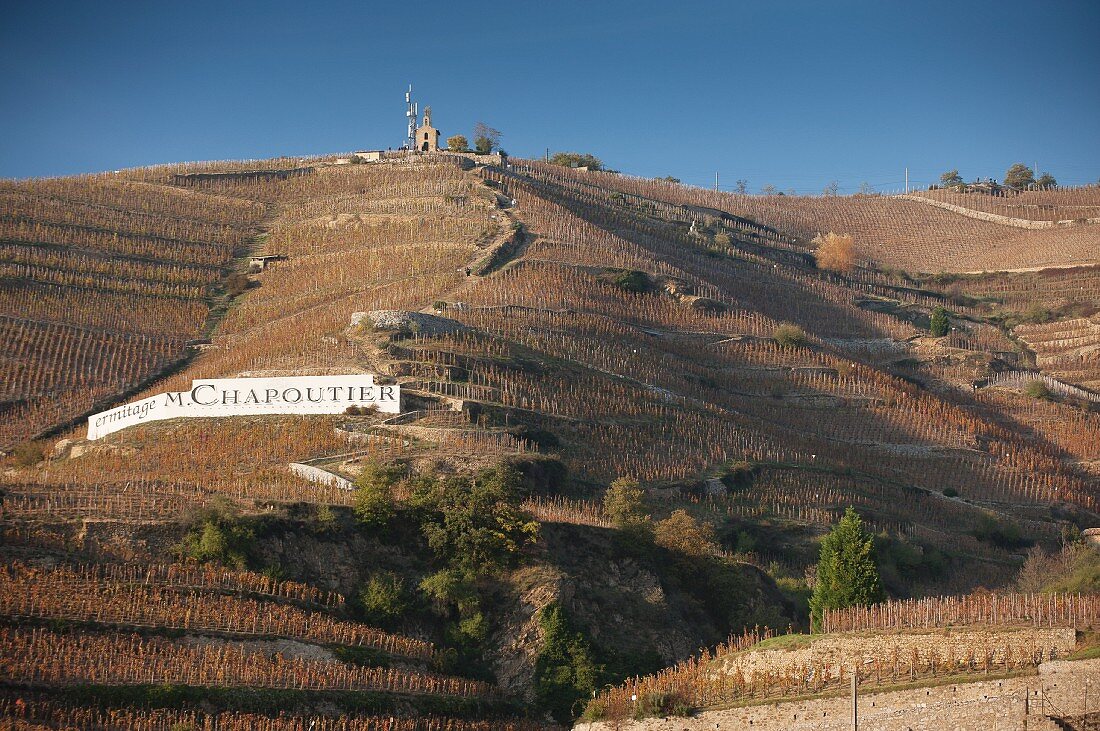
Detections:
[809, 506, 884, 631]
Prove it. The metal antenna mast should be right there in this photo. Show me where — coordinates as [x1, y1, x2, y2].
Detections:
[405, 85, 418, 152]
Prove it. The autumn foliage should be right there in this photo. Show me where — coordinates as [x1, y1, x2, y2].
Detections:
[813, 231, 856, 272]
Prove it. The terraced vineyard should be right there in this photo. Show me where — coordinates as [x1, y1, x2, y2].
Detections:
[1014, 315, 1100, 390]
[912, 185, 1100, 223]
[518, 163, 1100, 272]
[2, 153, 1099, 728]
[0, 175, 265, 448]
[586, 594, 1098, 722]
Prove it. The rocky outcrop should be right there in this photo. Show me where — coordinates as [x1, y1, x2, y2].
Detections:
[350, 310, 466, 336]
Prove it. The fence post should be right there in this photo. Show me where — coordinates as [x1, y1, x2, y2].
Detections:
[851, 669, 858, 731]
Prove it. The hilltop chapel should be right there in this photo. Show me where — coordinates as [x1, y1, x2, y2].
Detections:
[416, 106, 440, 152]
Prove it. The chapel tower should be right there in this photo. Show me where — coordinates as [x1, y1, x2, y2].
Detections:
[416, 106, 440, 152]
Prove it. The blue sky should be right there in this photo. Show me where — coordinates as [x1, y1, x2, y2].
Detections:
[1, 0, 1098, 192]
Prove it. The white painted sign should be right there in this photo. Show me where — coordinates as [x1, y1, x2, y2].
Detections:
[86, 375, 399, 441]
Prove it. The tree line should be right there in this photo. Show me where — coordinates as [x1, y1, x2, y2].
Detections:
[940, 163, 1057, 191]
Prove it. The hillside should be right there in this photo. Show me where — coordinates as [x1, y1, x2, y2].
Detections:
[0, 176, 266, 448]
[2, 154, 1100, 726]
[552, 168, 1100, 272]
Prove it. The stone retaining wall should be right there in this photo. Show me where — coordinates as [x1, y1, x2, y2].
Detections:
[287, 463, 352, 490]
[580, 658, 1100, 730]
[899, 194, 1100, 229]
[712, 627, 1076, 680]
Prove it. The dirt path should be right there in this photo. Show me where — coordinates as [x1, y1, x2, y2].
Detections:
[417, 171, 527, 314]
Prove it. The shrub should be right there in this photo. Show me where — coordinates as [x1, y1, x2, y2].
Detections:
[814, 231, 855, 271]
[358, 572, 408, 626]
[224, 273, 252, 298]
[420, 465, 539, 578]
[314, 503, 338, 533]
[634, 690, 691, 719]
[720, 460, 757, 490]
[446, 135, 469, 153]
[176, 506, 255, 569]
[610, 269, 650, 293]
[534, 604, 602, 723]
[773, 323, 808, 348]
[973, 512, 1032, 550]
[419, 569, 470, 614]
[1040, 543, 1100, 593]
[874, 534, 948, 594]
[1024, 303, 1055, 324]
[12, 440, 46, 466]
[455, 610, 488, 643]
[654, 509, 717, 558]
[1024, 380, 1052, 400]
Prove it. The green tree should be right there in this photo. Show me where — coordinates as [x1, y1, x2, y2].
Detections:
[446, 134, 469, 152]
[1036, 172, 1057, 188]
[653, 509, 717, 558]
[548, 152, 603, 171]
[472, 122, 501, 153]
[1004, 163, 1035, 189]
[929, 306, 950, 337]
[419, 568, 475, 615]
[406, 472, 442, 514]
[603, 478, 650, 529]
[940, 170, 964, 189]
[420, 465, 538, 577]
[418, 568, 487, 651]
[353, 460, 403, 527]
[809, 507, 884, 630]
[534, 604, 602, 724]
